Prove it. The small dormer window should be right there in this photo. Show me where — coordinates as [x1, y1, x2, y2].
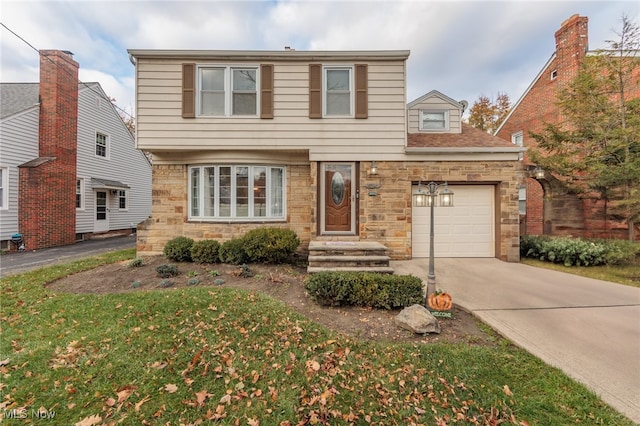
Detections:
[419, 110, 448, 131]
[551, 69, 558, 80]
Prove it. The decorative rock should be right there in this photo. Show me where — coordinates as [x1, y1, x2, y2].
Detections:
[394, 304, 441, 334]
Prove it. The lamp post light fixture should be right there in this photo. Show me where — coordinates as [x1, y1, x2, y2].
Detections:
[413, 181, 454, 304]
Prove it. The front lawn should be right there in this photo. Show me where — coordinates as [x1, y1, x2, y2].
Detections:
[0, 250, 633, 425]
[521, 258, 640, 288]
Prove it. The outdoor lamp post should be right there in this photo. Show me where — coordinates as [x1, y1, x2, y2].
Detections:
[413, 181, 454, 303]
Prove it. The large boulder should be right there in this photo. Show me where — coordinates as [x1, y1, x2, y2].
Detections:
[394, 304, 441, 334]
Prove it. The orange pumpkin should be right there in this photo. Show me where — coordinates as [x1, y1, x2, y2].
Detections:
[428, 292, 453, 311]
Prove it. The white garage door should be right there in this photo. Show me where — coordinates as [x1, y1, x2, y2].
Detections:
[412, 185, 495, 258]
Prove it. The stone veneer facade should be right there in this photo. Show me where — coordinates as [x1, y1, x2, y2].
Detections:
[138, 160, 521, 262]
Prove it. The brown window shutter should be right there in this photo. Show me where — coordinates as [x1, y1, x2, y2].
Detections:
[355, 64, 368, 119]
[182, 63, 196, 118]
[260, 64, 274, 119]
[309, 64, 322, 119]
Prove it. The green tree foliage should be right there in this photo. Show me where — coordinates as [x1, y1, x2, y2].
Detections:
[467, 92, 511, 133]
[530, 15, 640, 240]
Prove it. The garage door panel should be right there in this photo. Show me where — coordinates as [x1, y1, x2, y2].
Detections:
[412, 185, 494, 258]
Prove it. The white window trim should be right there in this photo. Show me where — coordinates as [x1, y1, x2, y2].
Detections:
[519, 186, 527, 215]
[196, 65, 260, 117]
[188, 165, 286, 221]
[512, 131, 524, 161]
[0, 167, 8, 210]
[76, 178, 85, 210]
[419, 110, 449, 131]
[118, 190, 128, 211]
[95, 131, 110, 159]
[323, 65, 354, 118]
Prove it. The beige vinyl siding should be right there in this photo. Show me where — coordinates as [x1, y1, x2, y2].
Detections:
[408, 96, 461, 134]
[135, 58, 407, 160]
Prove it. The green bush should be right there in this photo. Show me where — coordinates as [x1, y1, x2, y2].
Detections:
[128, 258, 144, 268]
[191, 240, 221, 264]
[242, 228, 300, 264]
[187, 278, 200, 286]
[305, 271, 423, 309]
[520, 235, 638, 266]
[219, 238, 249, 265]
[158, 279, 174, 288]
[163, 236, 194, 262]
[156, 264, 179, 278]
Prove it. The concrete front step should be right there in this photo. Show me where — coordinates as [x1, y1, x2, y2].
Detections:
[306, 266, 395, 274]
[308, 255, 390, 268]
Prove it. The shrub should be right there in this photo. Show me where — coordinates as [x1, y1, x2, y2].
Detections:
[158, 279, 175, 288]
[187, 278, 200, 286]
[242, 228, 300, 264]
[163, 236, 194, 262]
[156, 264, 179, 278]
[128, 258, 144, 268]
[305, 271, 423, 309]
[219, 238, 249, 265]
[520, 235, 638, 266]
[131, 280, 141, 289]
[191, 240, 221, 264]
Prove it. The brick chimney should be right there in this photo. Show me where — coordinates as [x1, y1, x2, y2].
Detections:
[554, 14, 589, 82]
[18, 50, 79, 249]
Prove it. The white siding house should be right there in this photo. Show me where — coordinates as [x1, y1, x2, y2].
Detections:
[0, 81, 152, 250]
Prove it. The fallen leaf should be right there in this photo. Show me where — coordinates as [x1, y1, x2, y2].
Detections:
[105, 397, 116, 407]
[164, 384, 178, 394]
[135, 395, 151, 412]
[117, 388, 134, 403]
[74, 414, 102, 426]
[219, 394, 232, 405]
[306, 360, 320, 371]
[196, 389, 210, 406]
[503, 385, 513, 396]
[0, 359, 9, 367]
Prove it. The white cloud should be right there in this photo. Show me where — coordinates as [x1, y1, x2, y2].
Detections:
[1, 0, 638, 114]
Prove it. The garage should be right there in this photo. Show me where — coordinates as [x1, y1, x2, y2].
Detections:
[412, 185, 495, 258]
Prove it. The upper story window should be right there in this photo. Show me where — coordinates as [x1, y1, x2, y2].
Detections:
[0, 167, 7, 210]
[189, 165, 284, 220]
[198, 66, 258, 117]
[512, 131, 524, 161]
[550, 69, 558, 80]
[95, 132, 109, 158]
[324, 66, 353, 116]
[419, 110, 449, 131]
[118, 190, 127, 210]
[76, 178, 84, 210]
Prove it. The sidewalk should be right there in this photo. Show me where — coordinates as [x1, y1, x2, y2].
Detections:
[392, 258, 640, 423]
[0, 234, 136, 277]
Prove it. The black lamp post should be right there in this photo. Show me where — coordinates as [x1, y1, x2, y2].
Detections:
[413, 181, 454, 303]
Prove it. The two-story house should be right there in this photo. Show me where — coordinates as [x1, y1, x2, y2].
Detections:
[128, 49, 523, 262]
[495, 15, 640, 240]
[0, 50, 152, 251]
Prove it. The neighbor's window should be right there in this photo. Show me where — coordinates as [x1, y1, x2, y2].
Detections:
[76, 178, 84, 209]
[198, 66, 258, 116]
[0, 168, 7, 209]
[419, 110, 448, 130]
[189, 165, 285, 220]
[519, 186, 527, 215]
[512, 131, 524, 161]
[95, 132, 109, 158]
[118, 190, 127, 210]
[324, 66, 353, 116]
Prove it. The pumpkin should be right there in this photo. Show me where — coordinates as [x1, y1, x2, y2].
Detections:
[428, 292, 453, 311]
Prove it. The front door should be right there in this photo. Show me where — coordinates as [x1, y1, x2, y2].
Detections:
[321, 163, 356, 234]
[94, 190, 109, 233]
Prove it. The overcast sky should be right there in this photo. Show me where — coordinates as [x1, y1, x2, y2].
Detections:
[1, 0, 638, 119]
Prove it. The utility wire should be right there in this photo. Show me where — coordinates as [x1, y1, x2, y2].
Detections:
[1, 22, 135, 121]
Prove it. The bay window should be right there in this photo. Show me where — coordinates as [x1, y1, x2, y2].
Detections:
[189, 165, 285, 220]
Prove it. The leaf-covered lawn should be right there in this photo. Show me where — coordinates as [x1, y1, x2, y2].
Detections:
[0, 251, 633, 425]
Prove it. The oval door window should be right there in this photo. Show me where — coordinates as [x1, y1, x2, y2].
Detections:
[331, 173, 345, 205]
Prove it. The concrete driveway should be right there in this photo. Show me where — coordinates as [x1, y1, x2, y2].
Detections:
[392, 258, 640, 423]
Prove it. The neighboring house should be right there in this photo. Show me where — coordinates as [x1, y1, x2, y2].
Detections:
[495, 14, 640, 239]
[0, 50, 152, 251]
[128, 49, 523, 262]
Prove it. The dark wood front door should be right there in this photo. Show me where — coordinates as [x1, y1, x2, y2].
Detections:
[322, 163, 354, 233]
